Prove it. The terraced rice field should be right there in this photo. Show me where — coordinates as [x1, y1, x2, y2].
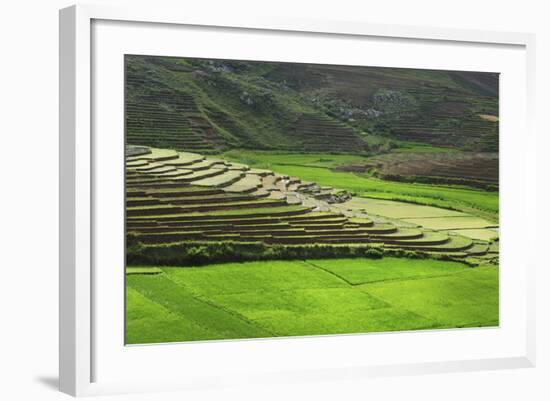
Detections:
[222, 150, 499, 221]
[126, 146, 497, 258]
[126, 258, 498, 344]
[291, 113, 368, 153]
[338, 197, 467, 219]
[125, 72, 227, 153]
[335, 196, 499, 248]
[389, 111, 498, 152]
[448, 228, 499, 241]
[402, 216, 496, 230]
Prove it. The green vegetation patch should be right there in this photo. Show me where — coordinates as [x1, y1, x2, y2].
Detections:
[162, 260, 346, 297]
[165, 152, 205, 165]
[223, 149, 368, 169]
[126, 257, 498, 343]
[140, 148, 179, 161]
[208, 287, 387, 319]
[218, 154, 498, 220]
[403, 216, 496, 230]
[300, 166, 497, 217]
[359, 265, 499, 327]
[448, 228, 499, 241]
[341, 197, 466, 219]
[190, 170, 244, 187]
[208, 289, 437, 336]
[125, 288, 218, 344]
[306, 257, 470, 285]
[126, 266, 163, 275]
[127, 273, 272, 343]
[250, 307, 438, 336]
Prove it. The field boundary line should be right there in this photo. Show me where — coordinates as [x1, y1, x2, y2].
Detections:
[303, 260, 355, 286]
[351, 269, 475, 286]
[304, 259, 485, 287]
[161, 270, 279, 336]
[126, 283, 222, 339]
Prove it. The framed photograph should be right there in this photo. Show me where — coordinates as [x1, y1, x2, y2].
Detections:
[59, 4, 536, 397]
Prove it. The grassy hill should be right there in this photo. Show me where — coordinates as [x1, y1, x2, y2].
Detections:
[125, 55, 499, 154]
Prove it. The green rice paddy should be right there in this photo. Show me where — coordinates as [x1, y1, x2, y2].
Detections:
[126, 258, 498, 344]
[403, 216, 497, 230]
[448, 228, 499, 241]
[339, 197, 467, 219]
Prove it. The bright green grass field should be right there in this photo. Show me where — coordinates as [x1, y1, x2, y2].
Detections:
[222, 149, 369, 169]
[126, 258, 499, 344]
[271, 165, 497, 218]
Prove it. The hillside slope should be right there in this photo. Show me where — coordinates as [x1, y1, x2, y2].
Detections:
[125, 55, 499, 154]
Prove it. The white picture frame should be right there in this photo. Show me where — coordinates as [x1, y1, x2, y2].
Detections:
[59, 4, 536, 397]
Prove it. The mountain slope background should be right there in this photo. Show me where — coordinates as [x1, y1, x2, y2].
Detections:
[125, 55, 498, 155]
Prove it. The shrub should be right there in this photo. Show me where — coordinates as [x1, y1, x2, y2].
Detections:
[127, 240, 390, 266]
[364, 247, 384, 259]
[126, 234, 144, 255]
